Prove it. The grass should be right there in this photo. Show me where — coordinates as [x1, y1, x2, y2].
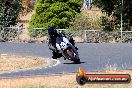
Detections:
[0, 54, 46, 72]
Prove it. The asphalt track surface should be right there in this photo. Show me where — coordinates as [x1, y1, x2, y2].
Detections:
[0, 42, 132, 78]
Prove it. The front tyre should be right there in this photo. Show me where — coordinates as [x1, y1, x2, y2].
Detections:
[74, 59, 80, 64]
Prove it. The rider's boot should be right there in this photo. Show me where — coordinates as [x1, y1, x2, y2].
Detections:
[52, 51, 57, 59]
[52, 51, 62, 59]
[57, 53, 62, 58]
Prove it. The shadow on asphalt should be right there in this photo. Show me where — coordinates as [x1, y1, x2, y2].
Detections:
[63, 61, 86, 64]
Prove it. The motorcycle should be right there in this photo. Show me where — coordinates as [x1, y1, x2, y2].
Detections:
[56, 36, 80, 63]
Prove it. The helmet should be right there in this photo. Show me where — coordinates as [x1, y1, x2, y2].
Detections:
[48, 27, 57, 35]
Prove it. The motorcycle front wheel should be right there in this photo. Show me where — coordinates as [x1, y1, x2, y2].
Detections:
[74, 58, 80, 64]
[65, 47, 80, 64]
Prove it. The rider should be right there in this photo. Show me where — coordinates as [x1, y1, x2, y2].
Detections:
[48, 27, 78, 59]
